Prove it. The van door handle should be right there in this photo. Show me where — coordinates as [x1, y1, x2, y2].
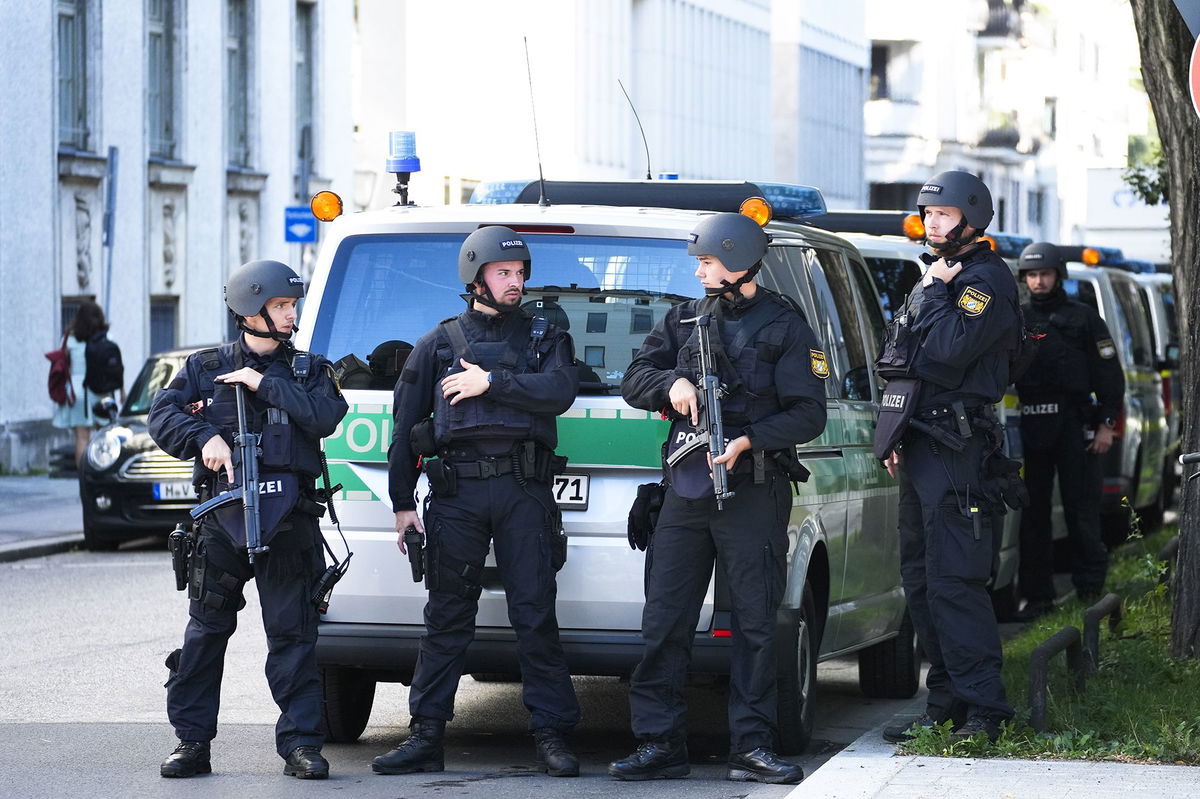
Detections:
[797, 448, 843, 459]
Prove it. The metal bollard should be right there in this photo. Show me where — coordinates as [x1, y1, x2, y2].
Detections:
[1081, 593, 1122, 673]
[1028, 625, 1086, 733]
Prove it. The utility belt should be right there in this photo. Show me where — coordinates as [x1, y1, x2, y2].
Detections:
[425, 440, 567, 497]
[727, 448, 811, 485]
[907, 402, 998, 453]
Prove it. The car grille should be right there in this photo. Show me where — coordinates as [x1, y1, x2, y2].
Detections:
[120, 450, 193, 481]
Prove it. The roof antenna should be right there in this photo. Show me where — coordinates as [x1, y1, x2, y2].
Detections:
[523, 36, 549, 207]
[618, 79, 652, 180]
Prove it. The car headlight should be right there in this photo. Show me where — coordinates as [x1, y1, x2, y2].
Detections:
[86, 427, 130, 471]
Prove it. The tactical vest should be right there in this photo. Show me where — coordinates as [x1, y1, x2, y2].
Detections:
[432, 315, 552, 448]
[1017, 301, 1092, 399]
[191, 343, 323, 482]
[675, 294, 792, 429]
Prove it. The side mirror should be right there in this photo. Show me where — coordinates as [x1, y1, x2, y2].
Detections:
[1163, 342, 1181, 370]
[92, 396, 119, 420]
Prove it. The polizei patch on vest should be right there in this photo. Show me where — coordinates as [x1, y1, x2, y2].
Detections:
[1097, 338, 1116, 359]
[880, 390, 907, 409]
[956, 286, 991, 317]
[810, 349, 830, 378]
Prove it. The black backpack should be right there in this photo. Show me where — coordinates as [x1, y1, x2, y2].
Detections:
[84, 334, 124, 394]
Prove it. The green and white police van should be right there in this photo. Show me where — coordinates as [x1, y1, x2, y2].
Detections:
[298, 176, 914, 753]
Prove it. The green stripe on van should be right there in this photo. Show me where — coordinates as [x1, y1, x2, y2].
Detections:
[324, 404, 671, 468]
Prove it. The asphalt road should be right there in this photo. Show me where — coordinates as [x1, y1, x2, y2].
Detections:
[0, 539, 917, 799]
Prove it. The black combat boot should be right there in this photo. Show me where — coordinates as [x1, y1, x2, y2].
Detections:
[160, 740, 211, 778]
[283, 745, 329, 779]
[883, 710, 947, 743]
[950, 715, 1002, 744]
[608, 739, 690, 780]
[372, 717, 446, 775]
[727, 747, 804, 784]
[533, 728, 579, 777]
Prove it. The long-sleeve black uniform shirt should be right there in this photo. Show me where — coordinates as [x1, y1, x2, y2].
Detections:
[148, 339, 348, 484]
[387, 308, 578, 513]
[910, 244, 1021, 409]
[621, 288, 827, 452]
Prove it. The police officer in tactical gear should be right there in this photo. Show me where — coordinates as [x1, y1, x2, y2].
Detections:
[375, 225, 582, 777]
[1014, 242, 1124, 620]
[612, 212, 827, 785]
[876, 171, 1018, 745]
[149, 259, 348, 779]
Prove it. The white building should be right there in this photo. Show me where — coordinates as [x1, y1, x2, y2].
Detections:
[0, 0, 355, 472]
[862, 0, 1143, 243]
[350, 0, 868, 210]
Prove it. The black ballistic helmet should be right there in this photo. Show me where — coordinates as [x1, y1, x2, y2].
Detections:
[458, 226, 532, 285]
[1018, 242, 1067, 282]
[917, 170, 994, 231]
[687, 212, 769, 272]
[224, 259, 305, 317]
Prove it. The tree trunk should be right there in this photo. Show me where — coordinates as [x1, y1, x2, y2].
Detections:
[1129, 0, 1200, 658]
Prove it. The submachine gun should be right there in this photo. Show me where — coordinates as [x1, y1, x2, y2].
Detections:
[677, 313, 735, 510]
[188, 382, 268, 564]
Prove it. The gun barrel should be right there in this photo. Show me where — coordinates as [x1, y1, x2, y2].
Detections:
[234, 383, 267, 563]
[689, 315, 734, 510]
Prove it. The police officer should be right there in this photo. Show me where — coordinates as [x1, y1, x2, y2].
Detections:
[876, 171, 1018, 744]
[611, 212, 827, 784]
[149, 260, 348, 778]
[374, 226, 581, 777]
[1014, 242, 1124, 619]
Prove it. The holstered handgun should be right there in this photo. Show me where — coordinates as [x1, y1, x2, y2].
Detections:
[404, 526, 425, 583]
[167, 524, 193, 592]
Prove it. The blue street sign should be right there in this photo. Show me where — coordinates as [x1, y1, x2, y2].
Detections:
[284, 205, 318, 243]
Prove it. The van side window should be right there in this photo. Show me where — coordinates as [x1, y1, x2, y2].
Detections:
[808, 248, 872, 401]
[1111, 279, 1154, 369]
[864, 257, 921, 321]
[758, 245, 833, 399]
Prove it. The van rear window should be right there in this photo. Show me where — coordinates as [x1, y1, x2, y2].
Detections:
[308, 234, 697, 393]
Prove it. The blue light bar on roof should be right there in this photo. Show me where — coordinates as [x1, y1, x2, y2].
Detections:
[988, 233, 1033, 259]
[753, 182, 827, 219]
[470, 181, 526, 204]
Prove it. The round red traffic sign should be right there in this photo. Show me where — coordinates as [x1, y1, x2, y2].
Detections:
[1192, 35, 1200, 119]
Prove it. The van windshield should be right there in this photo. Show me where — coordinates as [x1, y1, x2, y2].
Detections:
[308, 234, 698, 393]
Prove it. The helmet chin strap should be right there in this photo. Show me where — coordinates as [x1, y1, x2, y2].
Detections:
[704, 263, 761, 298]
[927, 219, 973, 253]
[234, 309, 295, 342]
[466, 281, 524, 314]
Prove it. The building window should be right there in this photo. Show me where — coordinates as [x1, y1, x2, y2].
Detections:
[1028, 190, 1044, 225]
[584, 346, 605, 369]
[226, 0, 252, 167]
[869, 43, 889, 100]
[150, 297, 178, 354]
[295, 1, 315, 197]
[586, 312, 608, 333]
[148, 0, 180, 159]
[630, 309, 653, 334]
[58, 0, 91, 150]
[1043, 98, 1057, 139]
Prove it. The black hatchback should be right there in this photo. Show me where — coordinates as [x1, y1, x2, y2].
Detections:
[78, 346, 211, 550]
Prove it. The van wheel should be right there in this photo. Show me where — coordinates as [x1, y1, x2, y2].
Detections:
[319, 666, 376, 742]
[775, 582, 818, 755]
[81, 504, 118, 552]
[858, 608, 920, 699]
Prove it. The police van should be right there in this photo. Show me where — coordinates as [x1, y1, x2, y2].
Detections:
[298, 174, 914, 753]
[1132, 270, 1180, 506]
[1055, 247, 1168, 541]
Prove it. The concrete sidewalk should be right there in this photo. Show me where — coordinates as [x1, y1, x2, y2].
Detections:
[0, 473, 84, 561]
[788, 696, 1195, 799]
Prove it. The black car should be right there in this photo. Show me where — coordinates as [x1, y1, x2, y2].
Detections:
[78, 346, 211, 551]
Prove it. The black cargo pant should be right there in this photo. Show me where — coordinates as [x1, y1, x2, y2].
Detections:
[898, 426, 1013, 724]
[1018, 406, 1108, 599]
[407, 472, 580, 731]
[629, 470, 791, 754]
[165, 514, 326, 757]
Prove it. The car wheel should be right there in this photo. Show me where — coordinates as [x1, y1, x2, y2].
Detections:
[858, 608, 921, 699]
[319, 666, 376, 743]
[81, 500, 119, 552]
[775, 581, 819, 755]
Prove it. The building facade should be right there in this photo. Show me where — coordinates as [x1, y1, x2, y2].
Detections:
[0, 0, 354, 471]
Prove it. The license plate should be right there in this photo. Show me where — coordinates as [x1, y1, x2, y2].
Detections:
[154, 482, 194, 501]
[552, 474, 589, 510]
